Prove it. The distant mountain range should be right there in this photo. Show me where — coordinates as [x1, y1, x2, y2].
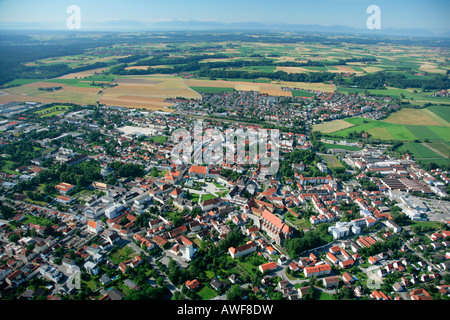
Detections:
[0, 19, 448, 38]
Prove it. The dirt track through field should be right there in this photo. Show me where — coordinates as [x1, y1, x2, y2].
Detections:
[422, 143, 449, 159]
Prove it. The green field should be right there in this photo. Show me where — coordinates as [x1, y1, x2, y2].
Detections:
[0, 160, 18, 175]
[34, 105, 72, 118]
[427, 105, 450, 123]
[426, 141, 450, 157]
[321, 154, 345, 168]
[399, 143, 441, 159]
[196, 286, 217, 300]
[148, 135, 167, 143]
[399, 142, 448, 166]
[108, 245, 137, 265]
[189, 86, 235, 93]
[322, 143, 362, 151]
[292, 90, 316, 98]
[323, 117, 450, 142]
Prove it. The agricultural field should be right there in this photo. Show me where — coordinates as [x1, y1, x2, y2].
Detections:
[99, 75, 200, 111]
[1, 35, 449, 112]
[315, 105, 450, 143]
[312, 119, 355, 134]
[26, 53, 130, 69]
[384, 107, 449, 127]
[321, 143, 362, 151]
[189, 86, 235, 93]
[184, 79, 294, 96]
[315, 105, 450, 166]
[291, 89, 316, 98]
[399, 142, 449, 166]
[0, 79, 100, 105]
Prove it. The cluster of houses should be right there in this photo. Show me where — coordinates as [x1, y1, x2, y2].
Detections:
[0, 98, 449, 301]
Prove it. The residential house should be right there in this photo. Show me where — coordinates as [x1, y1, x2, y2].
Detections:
[87, 219, 103, 234]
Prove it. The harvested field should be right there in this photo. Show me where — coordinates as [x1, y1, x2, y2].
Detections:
[361, 66, 383, 73]
[124, 66, 150, 70]
[419, 62, 446, 75]
[56, 68, 109, 79]
[312, 119, 354, 134]
[331, 65, 364, 73]
[384, 108, 444, 126]
[184, 79, 236, 88]
[185, 79, 332, 95]
[115, 78, 161, 84]
[3, 81, 99, 105]
[99, 75, 200, 110]
[273, 81, 336, 92]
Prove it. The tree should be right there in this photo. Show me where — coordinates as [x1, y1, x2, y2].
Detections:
[0, 205, 15, 219]
[8, 234, 20, 243]
[227, 285, 243, 300]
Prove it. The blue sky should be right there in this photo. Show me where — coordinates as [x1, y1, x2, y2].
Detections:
[0, 0, 448, 32]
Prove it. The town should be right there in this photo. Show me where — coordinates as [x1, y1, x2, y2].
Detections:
[0, 86, 449, 302]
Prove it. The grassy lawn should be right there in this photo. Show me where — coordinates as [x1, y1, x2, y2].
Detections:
[200, 193, 218, 202]
[286, 214, 311, 230]
[82, 278, 98, 291]
[318, 290, 334, 300]
[108, 245, 137, 265]
[320, 154, 345, 168]
[23, 215, 55, 227]
[0, 160, 18, 175]
[215, 190, 229, 197]
[196, 286, 217, 300]
[149, 135, 167, 143]
[187, 192, 200, 203]
[236, 255, 268, 277]
[405, 220, 444, 230]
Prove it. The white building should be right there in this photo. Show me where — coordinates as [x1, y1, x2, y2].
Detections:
[105, 203, 124, 220]
[39, 264, 62, 283]
[87, 219, 103, 234]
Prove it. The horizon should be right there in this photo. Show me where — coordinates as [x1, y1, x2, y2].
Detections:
[0, 0, 449, 35]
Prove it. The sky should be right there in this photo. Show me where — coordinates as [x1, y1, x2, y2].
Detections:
[0, 0, 449, 33]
